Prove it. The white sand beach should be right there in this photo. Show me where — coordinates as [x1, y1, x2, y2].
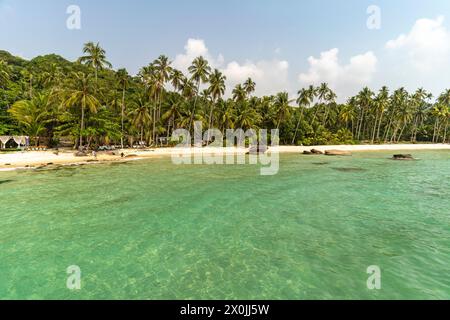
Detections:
[0, 144, 449, 171]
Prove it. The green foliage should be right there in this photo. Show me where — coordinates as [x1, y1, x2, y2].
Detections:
[0, 46, 448, 149]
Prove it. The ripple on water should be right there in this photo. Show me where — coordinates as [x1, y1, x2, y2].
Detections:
[0, 151, 449, 299]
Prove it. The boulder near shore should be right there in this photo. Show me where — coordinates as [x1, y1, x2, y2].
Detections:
[392, 154, 414, 160]
[325, 150, 352, 156]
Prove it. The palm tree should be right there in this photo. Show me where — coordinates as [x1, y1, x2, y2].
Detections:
[78, 42, 112, 84]
[130, 95, 152, 144]
[62, 72, 101, 148]
[437, 89, 450, 143]
[410, 88, 431, 142]
[292, 88, 314, 144]
[8, 93, 52, 146]
[243, 78, 256, 97]
[153, 55, 173, 122]
[371, 86, 389, 143]
[232, 84, 246, 102]
[116, 68, 130, 149]
[273, 92, 293, 129]
[170, 69, 185, 92]
[355, 87, 374, 140]
[188, 56, 211, 133]
[207, 69, 226, 138]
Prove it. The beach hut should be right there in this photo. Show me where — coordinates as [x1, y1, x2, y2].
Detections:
[0, 136, 30, 149]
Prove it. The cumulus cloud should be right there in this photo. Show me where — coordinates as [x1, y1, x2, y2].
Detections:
[222, 59, 290, 96]
[298, 48, 377, 99]
[385, 16, 450, 72]
[173, 38, 291, 97]
[173, 38, 224, 71]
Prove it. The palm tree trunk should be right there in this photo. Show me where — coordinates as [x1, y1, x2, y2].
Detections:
[207, 98, 217, 143]
[121, 87, 125, 149]
[376, 111, 384, 142]
[80, 102, 85, 148]
[292, 108, 304, 145]
[442, 118, 448, 143]
[371, 113, 379, 143]
[188, 81, 201, 136]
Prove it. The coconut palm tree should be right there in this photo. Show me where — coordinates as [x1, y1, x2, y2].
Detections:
[62, 72, 101, 148]
[243, 78, 256, 97]
[153, 55, 173, 120]
[371, 86, 389, 143]
[292, 88, 314, 144]
[355, 87, 374, 140]
[232, 84, 246, 102]
[437, 89, 450, 143]
[130, 94, 152, 144]
[207, 69, 226, 136]
[116, 68, 130, 148]
[170, 69, 185, 92]
[78, 42, 112, 84]
[8, 93, 52, 146]
[273, 92, 293, 129]
[410, 88, 431, 142]
[188, 56, 211, 134]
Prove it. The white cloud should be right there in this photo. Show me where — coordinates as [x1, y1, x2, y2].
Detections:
[298, 48, 377, 99]
[385, 16, 450, 72]
[173, 38, 291, 97]
[173, 38, 224, 71]
[222, 59, 290, 96]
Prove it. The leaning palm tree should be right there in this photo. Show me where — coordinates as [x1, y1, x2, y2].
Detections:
[207, 69, 226, 136]
[188, 56, 211, 133]
[78, 42, 112, 84]
[292, 88, 314, 144]
[8, 93, 52, 146]
[62, 72, 101, 148]
[116, 68, 130, 149]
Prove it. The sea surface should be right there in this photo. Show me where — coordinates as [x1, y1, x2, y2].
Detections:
[0, 151, 449, 299]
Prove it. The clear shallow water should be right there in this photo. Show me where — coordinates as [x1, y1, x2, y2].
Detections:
[0, 151, 449, 300]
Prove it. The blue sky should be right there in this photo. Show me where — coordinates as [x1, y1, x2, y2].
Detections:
[1, 0, 450, 100]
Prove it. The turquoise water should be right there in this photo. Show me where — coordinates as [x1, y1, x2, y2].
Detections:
[0, 151, 449, 300]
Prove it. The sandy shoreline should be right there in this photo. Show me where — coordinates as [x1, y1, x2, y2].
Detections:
[0, 144, 449, 171]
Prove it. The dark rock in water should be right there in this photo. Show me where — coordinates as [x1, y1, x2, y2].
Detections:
[4, 163, 11, 166]
[392, 154, 414, 160]
[303, 150, 313, 155]
[0, 180, 13, 185]
[311, 149, 324, 154]
[47, 163, 54, 165]
[247, 146, 268, 155]
[75, 151, 87, 157]
[333, 167, 366, 172]
[312, 162, 329, 166]
[325, 150, 352, 156]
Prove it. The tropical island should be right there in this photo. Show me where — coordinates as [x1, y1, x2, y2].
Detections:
[0, 42, 449, 170]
